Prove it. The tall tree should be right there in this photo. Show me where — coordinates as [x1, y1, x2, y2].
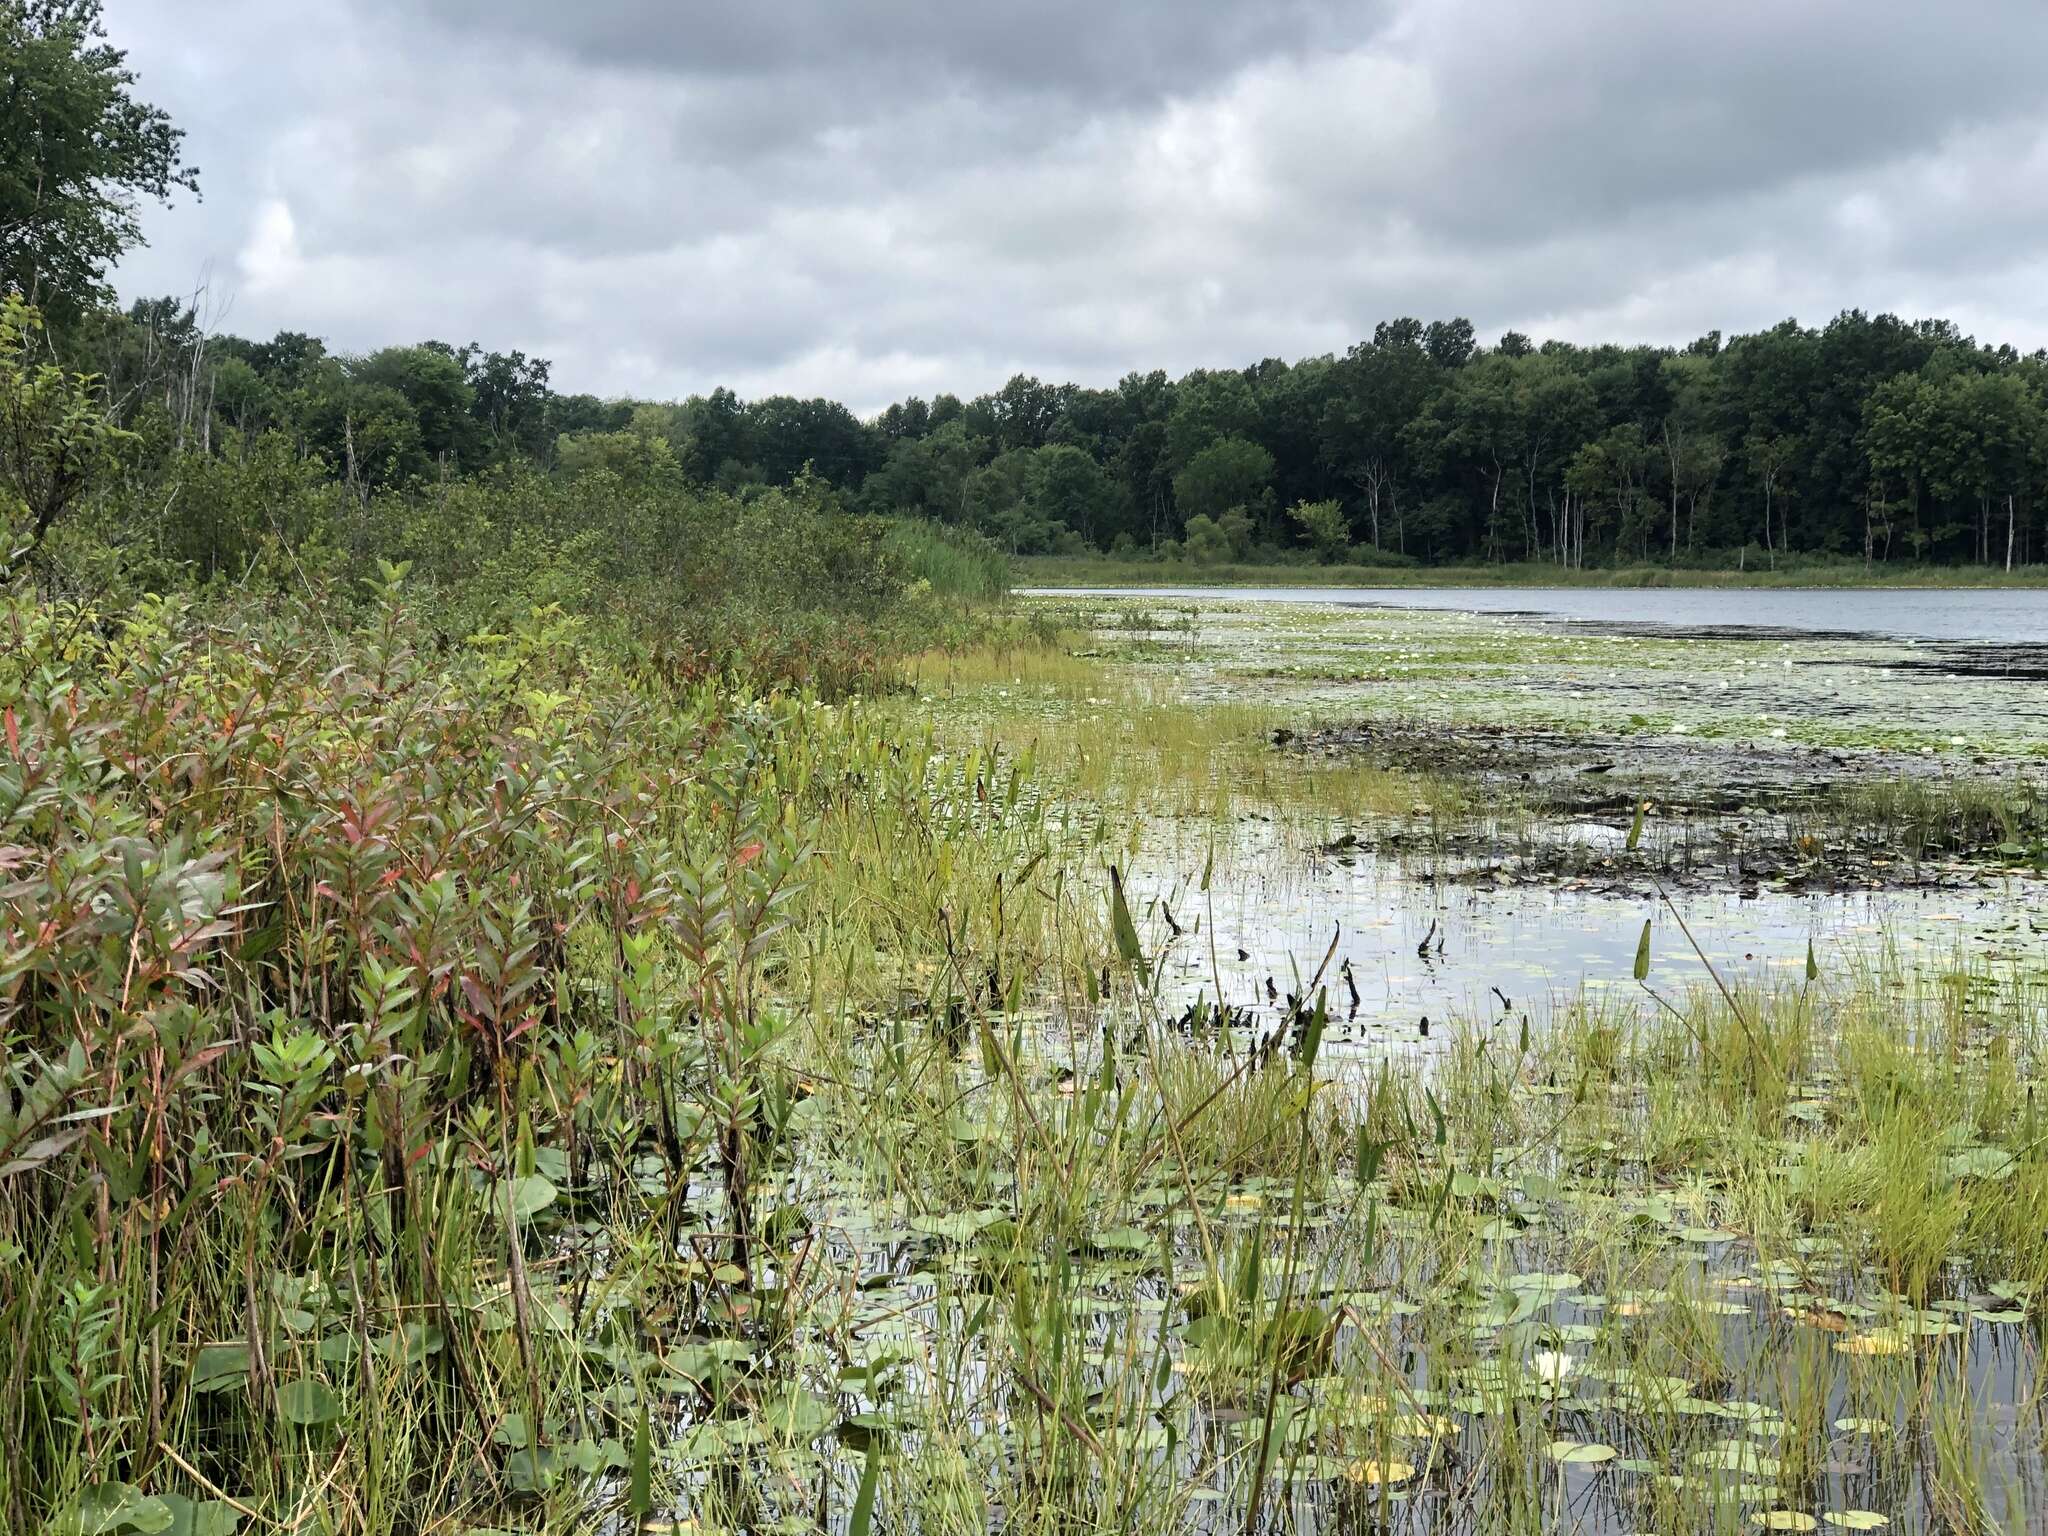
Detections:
[1321, 326, 1438, 552]
[1173, 435, 1273, 534]
[1657, 353, 1719, 559]
[1744, 430, 1793, 566]
[1, 0, 199, 309]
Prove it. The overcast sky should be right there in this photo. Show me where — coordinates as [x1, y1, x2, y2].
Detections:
[106, 1, 2048, 414]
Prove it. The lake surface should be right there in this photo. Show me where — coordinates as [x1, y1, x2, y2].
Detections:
[1129, 824, 2041, 1083]
[1031, 585, 2048, 645]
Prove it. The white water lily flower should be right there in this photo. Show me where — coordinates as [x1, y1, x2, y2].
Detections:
[1770, 728, 1788, 739]
[1948, 735, 1966, 746]
[1532, 1350, 1576, 1386]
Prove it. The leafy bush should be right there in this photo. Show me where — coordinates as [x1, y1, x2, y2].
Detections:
[0, 570, 1056, 1528]
[1286, 498, 1351, 563]
[1182, 513, 1231, 564]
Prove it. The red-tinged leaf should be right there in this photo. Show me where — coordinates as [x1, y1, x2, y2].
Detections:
[171, 1043, 234, 1083]
[407, 1141, 433, 1167]
[735, 841, 764, 868]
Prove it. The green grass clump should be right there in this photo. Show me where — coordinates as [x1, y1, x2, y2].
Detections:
[885, 518, 1011, 601]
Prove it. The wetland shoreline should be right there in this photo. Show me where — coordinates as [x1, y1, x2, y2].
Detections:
[11, 582, 2046, 1535]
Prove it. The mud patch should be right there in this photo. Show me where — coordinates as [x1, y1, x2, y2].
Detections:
[1872, 642, 2048, 682]
[1288, 720, 2048, 894]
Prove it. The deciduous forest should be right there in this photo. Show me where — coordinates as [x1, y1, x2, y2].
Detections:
[33, 291, 2048, 578]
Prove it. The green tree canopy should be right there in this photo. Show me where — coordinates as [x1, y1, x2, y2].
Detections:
[1173, 435, 1273, 527]
[1, 0, 198, 309]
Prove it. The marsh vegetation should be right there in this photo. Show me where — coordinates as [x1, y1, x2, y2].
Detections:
[9, 566, 2048, 1536]
[5, 12, 2048, 1530]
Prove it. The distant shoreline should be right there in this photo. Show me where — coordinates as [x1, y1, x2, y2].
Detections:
[1014, 555, 2048, 592]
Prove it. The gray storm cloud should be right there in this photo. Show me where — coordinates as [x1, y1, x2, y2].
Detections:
[107, 0, 2048, 413]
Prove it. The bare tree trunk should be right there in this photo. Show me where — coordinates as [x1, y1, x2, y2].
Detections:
[1663, 424, 1680, 562]
[1762, 474, 1774, 568]
[1354, 463, 1382, 551]
[1354, 459, 1392, 551]
[1487, 463, 1504, 562]
[2008, 493, 2017, 573]
[344, 413, 366, 508]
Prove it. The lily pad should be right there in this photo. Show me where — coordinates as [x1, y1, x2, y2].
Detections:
[501, 1173, 557, 1218]
[1547, 1440, 1617, 1464]
[1834, 1330, 1909, 1357]
[1340, 1458, 1415, 1486]
[189, 1343, 251, 1394]
[276, 1376, 341, 1427]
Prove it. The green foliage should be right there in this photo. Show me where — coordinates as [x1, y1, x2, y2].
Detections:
[1179, 513, 1228, 564]
[0, 575, 1061, 1528]
[883, 517, 1009, 600]
[553, 426, 682, 489]
[38, 291, 2048, 572]
[0, 0, 199, 308]
[45, 441, 924, 693]
[1287, 498, 1351, 563]
[0, 295, 132, 579]
[1173, 434, 1274, 531]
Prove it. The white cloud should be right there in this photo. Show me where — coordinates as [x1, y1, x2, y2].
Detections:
[237, 200, 303, 292]
[104, 0, 2048, 414]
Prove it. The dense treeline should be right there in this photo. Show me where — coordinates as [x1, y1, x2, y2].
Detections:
[7, 0, 2046, 580]
[39, 300, 2048, 577]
